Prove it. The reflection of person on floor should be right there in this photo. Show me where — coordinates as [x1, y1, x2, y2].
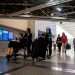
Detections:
[73, 38, 75, 52]
[56, 34, 62, 55]
[61, 32, 68, 54]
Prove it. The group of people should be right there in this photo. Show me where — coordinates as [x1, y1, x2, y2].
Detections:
[7, 27, 69, 63]
[7, 28, 32, 61]
[32, 32, 52, 62]
[7, 28, 53, 62]
[19, 28, 32, 57]
[56, 32, 68, 54]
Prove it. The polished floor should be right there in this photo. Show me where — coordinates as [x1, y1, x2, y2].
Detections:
[0, 49, 75, 75]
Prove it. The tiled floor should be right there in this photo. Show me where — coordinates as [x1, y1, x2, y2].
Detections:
[0, 50, 75, 75]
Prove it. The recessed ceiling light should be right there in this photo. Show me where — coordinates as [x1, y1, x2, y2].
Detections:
[51, 13, 54, 16]
[56, 7, 62, 12]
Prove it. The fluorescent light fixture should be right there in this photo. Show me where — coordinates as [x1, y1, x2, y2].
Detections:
[19, 14, 67, 20]
[19, 15, 32, 17]
[51, 16, 66, 19]
[51, 13, 54, 16]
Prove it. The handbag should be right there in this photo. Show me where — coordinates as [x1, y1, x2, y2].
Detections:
[66, 43, 71, 49]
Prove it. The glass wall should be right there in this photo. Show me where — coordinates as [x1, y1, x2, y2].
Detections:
[0, 27, 14, 41]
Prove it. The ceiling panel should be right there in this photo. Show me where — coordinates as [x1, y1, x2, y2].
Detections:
[0, 0, 49, 14]
[0, 0, 75, 19]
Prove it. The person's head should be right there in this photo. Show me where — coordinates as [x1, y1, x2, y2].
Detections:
[58, 34, 60, 37]
[62, 32, 65, 36]
[27, 28, 31, 33]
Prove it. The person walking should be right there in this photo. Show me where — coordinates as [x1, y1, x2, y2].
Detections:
[27, 28, 32, 56]
[46, 28, 52, 58]
[56, 34, 62, 55]
[61, 32, 68, 54]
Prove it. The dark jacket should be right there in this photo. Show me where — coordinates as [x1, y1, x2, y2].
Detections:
[56, 37, 62, 46]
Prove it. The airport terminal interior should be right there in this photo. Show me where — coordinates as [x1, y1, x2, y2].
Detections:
[0, 0, 75, 75]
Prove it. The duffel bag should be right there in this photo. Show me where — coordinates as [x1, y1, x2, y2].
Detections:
[66, 43, 71, 49]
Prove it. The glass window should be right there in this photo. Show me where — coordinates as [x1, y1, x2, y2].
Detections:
[9, 32, 13, 40]
[3, 30, 9, 40]
[0, 30, 2, 40]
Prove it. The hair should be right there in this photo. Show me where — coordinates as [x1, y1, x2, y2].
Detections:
[27, 28, 31, 33]
[58, 34, 60, 36]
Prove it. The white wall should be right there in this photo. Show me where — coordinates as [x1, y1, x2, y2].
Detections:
[56, 21, 74, 41]
[0, 18, 29, 31]
[56, 23, 73, 39]
[57, 21, 75, 37]
[34, 20, 74, 43]
[35, 20, 56, 38]
[56, 21, 75, 57]
[56, 21, 74, 49]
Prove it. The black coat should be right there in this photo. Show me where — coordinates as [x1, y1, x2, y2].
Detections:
[8, 40, 21, 53]
[56, 37, 62, 47]
[32, 37, 48, 58]
[32, 39, 39, 58]
[27, 33, 32, 46]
